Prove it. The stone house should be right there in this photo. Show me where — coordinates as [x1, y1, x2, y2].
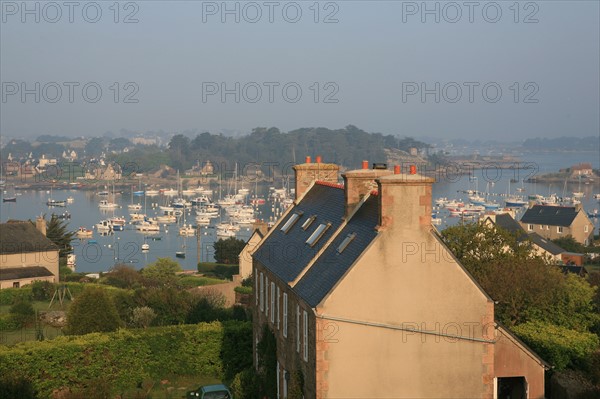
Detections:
[252, 158, 547, 398]
[0, 217, 59, 289]
[519, 204, 595, 245]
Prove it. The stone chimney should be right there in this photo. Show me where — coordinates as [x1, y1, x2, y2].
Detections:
[342, 161, 393, 217]
[376, 165, 435, 231]
[292, 156, 340, 200]
[36, 216, 47, 236]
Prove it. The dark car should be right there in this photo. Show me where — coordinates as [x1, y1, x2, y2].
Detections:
[186, 384, 232, 399]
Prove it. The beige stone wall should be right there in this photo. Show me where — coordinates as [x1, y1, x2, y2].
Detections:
[0, 275, 54, 289]
[495, 328, 545, 399]
[319, 228, 496, 398]
[0, 251, 59, 282]
[519, 211, 594, 245]
[239, 232, 262, 279]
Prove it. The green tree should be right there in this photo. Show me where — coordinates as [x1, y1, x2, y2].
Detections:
[552, 235, 588, 253]
[9, 299, 35, 328]
[140, 258, 182, 286]
[440, 221, 533, 278]
[66, 286, 122, 335]
[214, 237, 246, 264]
[45, 215, 75, 257]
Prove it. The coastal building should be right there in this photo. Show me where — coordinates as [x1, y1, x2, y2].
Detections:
[0, 217, 59, 289]
[252, 158, 547, 398]
[569, 163, 594, 177]
[519, 204, 595, 246]
[483, 213, 568, 263]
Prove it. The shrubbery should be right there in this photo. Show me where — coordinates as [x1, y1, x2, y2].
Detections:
[512, 320, 600, 370]
[0, 322, 240, 398]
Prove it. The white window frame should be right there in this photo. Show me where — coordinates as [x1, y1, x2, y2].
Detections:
[303, 310, 308, 361]
[265, 276, 269, 316]
[255, 269, 258, 305]
[283, 293, 288, 338]
[557, 226, 563, 234]
[277, 286, 281, 330]
[584, 225, 589, 233]
[276, 361, 280, 399]
[270, 282, 275, 323]
[259, 272, 264, 312]
[296, 305, 300, 353]
[283, 370, 288, 398]
[527, 224, 533, 231]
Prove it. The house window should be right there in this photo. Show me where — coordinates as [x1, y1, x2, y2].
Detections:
[260, 272, 264, 311]
[557, 226, 563, 234]
[303, 310, 308, 361]
[539, 225, 543, 230]
[283, 293, 288, 337]
[280, 212, 302, 234]
[12, 282, 19, 288]
[296, 305, 300, 353]
[306, 223, 331, 247]
[283, 370, 288, 398]
[277, 286, 281, 330]
[546, 225, 549, 230]
[255, 269, 258, 305]
[584, 225, 589, 233]
[265, 276, 269, 316]
[270, 282, 275, 323]
[527, 224, 533, 231]
[276, 361, 280, 399]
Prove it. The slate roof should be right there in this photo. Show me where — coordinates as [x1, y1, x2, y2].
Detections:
[528, 233, 565, 255]
[253, 183, 346, 283]
[0, 221, 58, 255]
[0, 266, 54, 281]
[294, 195, 380, 307]
[520, 205, 579, 227]
[492, 214, 528, 241]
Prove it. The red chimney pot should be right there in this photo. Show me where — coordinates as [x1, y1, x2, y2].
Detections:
[316, 155, 322, 163]
[410, 165, 417, 175]
[305, 156, 311, 164]
[394, 165, 401, 174]
[362, 160, 369, 170]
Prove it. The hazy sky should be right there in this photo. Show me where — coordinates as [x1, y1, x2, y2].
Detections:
[1, 1, 599, 140]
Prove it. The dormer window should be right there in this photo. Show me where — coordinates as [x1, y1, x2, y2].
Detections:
[306, 223, 331, 247]
[280, 212, 303, 234]
[301, 215, 316, 230]
[337, 233, 356, 254]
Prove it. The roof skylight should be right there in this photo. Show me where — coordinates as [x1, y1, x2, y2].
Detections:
[337, 233, 356, 254]
[280, 212, 302, 234]
[306, 223, 331, 247]
[301, 215, 316, 230]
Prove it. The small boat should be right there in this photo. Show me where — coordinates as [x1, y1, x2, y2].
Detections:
[128, 203, 142, 211]
[66, 196, 74, 203]
[179, 224, 196, 236]
[130, 212, 146, 221]
[594, 193, 600, 200]
[505, 196, 527, 207]
[97, 191, 109, 196]
[96, 220, 112, 231]
[2, 196, 16, 202]
[133, 190, 145, 196]
[161, 188, 178, 196]
[76, 226, 93, 237]
[141, 243, 150, 251]
[572, 192, 584, 198]
[175, 251, 186, 258]
[145, 189, 159, 196]
[56, 211, 71, 219]
[99, 200, 118, 209]
[47, 199, 66, 207]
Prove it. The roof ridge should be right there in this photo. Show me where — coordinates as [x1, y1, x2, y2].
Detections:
[315, 180, 344, 189]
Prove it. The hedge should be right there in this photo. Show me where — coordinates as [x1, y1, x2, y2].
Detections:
[0, 321, 250, 398]
[512, 320, 600, 370]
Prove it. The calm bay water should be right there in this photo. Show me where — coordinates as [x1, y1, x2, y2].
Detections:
[1, 152, 599, 273]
